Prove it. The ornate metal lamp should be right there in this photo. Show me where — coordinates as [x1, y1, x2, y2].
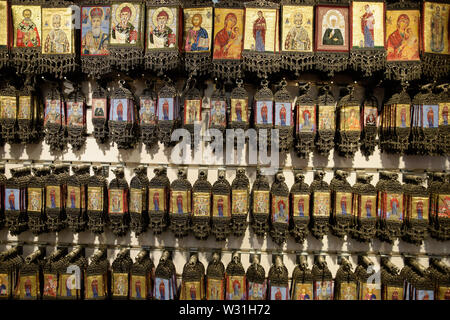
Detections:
[211, 169, 232, 241]
[129, 165, 149, 236]
[65, 164, 90, 233]
[291, 254, 313, 300]
[169, 168, 192, 238]
[250, 167, 270, 237]
[27, 167, 50, 235]
[130, 249, 154, 300]
[246, 254, 267, 300]
[289, 171, 310, 243]
[206, 251, 225, 300]
[330, 170, 353, 238]
[315, 84, 336, 156]
[111, 248, 133, 300]
[225, 252, 246, 300]
[148, 166, 170, 234]
[269, 170, 289, 245]
[87, 166, 108, 234]
[309, 170, 330, 240]
[4, 167, 30, 235]
[230, 168, 249, 237]
[85, 248, 109, 300]
[180, 253, 205, 300]
[267, 255, 289, 300]
[191, 169, 212, 240]
[295, 82, 316, 158]
[108, 167, 130, 237]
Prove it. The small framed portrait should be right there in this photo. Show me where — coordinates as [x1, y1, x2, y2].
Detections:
[212, 194, 230, 218]
[109, 189, 125, 214]
[213, 8, 244, 60]
[86, 275, 105, 299]
[112, 273, 129, 297]
[158, 97, 174, 121]
[318, 105, 336, 130]
[1, 96, 17, 120]
[293, 283, 313, 300]
[360, 283, 380, 300]
[0, 273, 9, 298]
[11, 5, 41, 48]
[253, 190, 270, 214]
[411, 196, 429, 220]
[44, 99, 62, 126]
[386, 193, 403, 220]
[314, 280, 334, 300]
[255, 100, 273, 125]
[110, 98, 130, 122]
[232, 190, 248, 215]
[184, 99, 202, 124]
[360, 195, 376, 218]
[207, 278, 224, 300]
[423, 2, 450, 55]
[66, 102, 84, 127]
[81, 6, 110, 55]
[110, 2, 144, 47]
[244, 8, 279, 53]
[92, 98, 107, 119]
[335, 192, 352, 216]
[87, 186, 103, 211]
[422, 105, 439, 128]
[67, 186, 81, 210]
[364, 106, 377, 127]
[351, 1, 385, 50]
[270, 286, 288, 300]
[274, 102, 292, 127]
[386, 9, 420, 61]
[59, 273, 77, 297]
[226, 276, 245, 300]
[130, 275, 147, 299]
[154, 277, 170, 300]
[147, 6, 178, 50]
[439, 103, 449, 126]
[46, 186, 61, 209]
[396, 104, 410, 128]
[438, 286, 450, 300]
[27, 188, 42, 212]
[297, 105, 316, 132]
[230, 98, 248, 122]
[437, 194, 450, 218]
[416, 289, 434, 300]
[42, 7, 74, 54]
[340, 282, 357, 300]
[0, 1, 6, 48]
[209, 100, 227, 127]
[139, 98, 157, 125]
[272, 196, 289, 224]
[193, 192, 210, 217]
[18, 96, 32, 120]
[149, 188, 165, 211]
[183, 7, 213, 52]
[248, 281, 266, 300]
[282, 5, 314, 52]
[313, 192, 330, 217]
[292, 194, 309, 217]
[5, 188, 20, 211]
[42, 273, 57, 298]
[19, 275, 38, 299]
[340, 106, 361, 131]
[183, 281, 201, 300]
[170, 190, 189, 214]
[386, 286, 403, 300]
[129, 188, 142, 214]
[315, 5, 349, 52]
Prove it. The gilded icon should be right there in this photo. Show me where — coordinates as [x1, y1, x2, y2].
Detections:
[255, 100, 273, 125]
[130, 188, 142, 213]
[207, 278, 224, 300]
[46, 186, 61, 209]
[139, 98, 157, 125]
[88, 186, 103, 211]
[232, 190, 248, 215]
[438, 286, 450, 300]
[210, 100, 226, 127]
[113, 273, 128, 296]
[396, 104, 410, 128]
[18, 96, 31, 120]
[158, 97, 174, 121]
[340, 282, 357, 300]
[297, 105, 316, 132]
[110, 98, 130, 122]
[386, 10, 420, 61]
[213, 194, 230, 218]
[0, 1, 7, 47]
[109, 189, 125, 214]
[147, 7, 177, 49]
[20, 275, 38, 299]
[340, 106, 361, 131]
[12, 5, 41, 48]
[149, 188, 165, 211]
[282, 5, 313, 52]
[385, 193, 403, 220]
[272, 196, 289, 223]
[361, 195, 376, 218]
[313, 192, 330, 217]
[360, 283, 380, 300]
[92, 98, 107, 119]
[351, 2, 384, 49]
[110, 2, 142, 46]
[184, 99, 201, 124]
[0, 274, 8, 297]
[244, 8, 279, 52]
[318, 105, 336, 130]
[131, 275, 146, 299]
[213, 8, 244, 60]
[416, 289, 434, 300]
[193, 192, 210, 217]
[274, 102, 291, 126]
[67, 102, 84, 127]
[248, 281, 266, 300]
[27, 188, 42, 212]
[314, 280, 334, 300]
[422, 105, 439, 128]
[292, 194, 309, 217]
[59, 274, 77, 297]
[335, 192, 352, 216]
[42, 8, 73, 54]
[183, 281, 201, 300]
[230, 98, 248, 122]
[226, 276, 244, 300]
[44, 99, 63, 126]
[170, 190, 189, 214]
[386, 286, 403, 300]
[253, 190, 270, 214]
[438, 194, 450, 218]
[364, 106, 377, 127]
[270, 286, 288, 300]
[67, 186, 81, 209]
[315, 6, 349, 51]
[183, 7, 212, 52]
[423, 2, 450, 54]
[86, 275, 104, 299]
[5, 188, 19, 211]
[81, 6, 110, 55]
[154, 277, 170, 300]
[294, 283, 313, 300]
[0, 97, 17, 120]
[411, 196, 428, 220]
[439, 103, 448, 125]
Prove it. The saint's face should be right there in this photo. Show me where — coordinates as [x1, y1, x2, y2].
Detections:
[192, 16, 201, 27]
[294, 14, 303, 26]
[120, 12, 130, 25]
[157, 16, 167, 28]
[23, 10, 32, 20]
[92, 17, 102, 29]
[330, 18, 337, 28]
[52, 15, 62, 29]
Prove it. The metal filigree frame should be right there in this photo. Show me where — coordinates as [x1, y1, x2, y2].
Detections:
[85, 248, 109, 300]
[269, 170, 289, 245]
[65, 164, 90, 233]
[295, 83, 316, 158]
[330, 170, 353, 238]
[274, 79, 294, 152]
[309, 170, 330, 239]
[87, 166, 107, 234]
[148, 166, 170, 234]
[337, 84, 361, 158]
[315, 84, 337, 156]
[169, 168, 192, 238]
[66, 85, 87, 151]
[250, 167, 271, 237]
[5, 167, 30, 235]
[108, 168, 130, 237]
[27, 167, 50, 235]
[91, 82, 109, 144]
[129, 165, 149, 236]
[192, 169, 212, 240]
[289, 171, 310, 243]
[211, 169, 232, 241]
[230, 168, 249, 236]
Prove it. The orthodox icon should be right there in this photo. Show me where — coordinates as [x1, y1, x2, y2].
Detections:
[438, 287, 450, 300]
[423, 2, 450, 55]
[297, 105, 316, 132]
[213, 8, 244, 60]
[44, 99, 62, 126]
[292, 194, 309, 218]
[282, 5, 313, 52]
[437, 194, 450, 218]
[294, 283, 313, 300]
[158, 97, 174, 121]
[0, 96, 17, 120]
[244, 8, 278, 53]
[110, 98, 131, 122]
[59, 274, 76, 297]
[226, 276, 245, 300]
[422, 105, 439, 128]
[386, 10, 420, 61]
[385, 193, 403, 220]
[364, 106, 377, 126]
[315, 6, 349, 52]
[184, 99, 202, 124]
[274, 102, 291, 126]
[130, 188, 142, 214]
[361, 195, 376, 218]
[20, 275, 37, 299]
[86, 275, 104, 299]
[12, 5, 41, 48]
[183, 7, 212, 52]
[67, 186, 81, 210]
[313, 192, 330, 217]
[170, 190, 189, 214]
[154, 278, 170, 300]
[411, 197, 428, 220]
[272, 196, 289, 223]
[130, 275, 146, 299]
[340, 282, 357, 300]
[42, 274, 55, 297]
[232, 190, 248, 215]
[92, 98, 107, 119]
[0, 1, 7, 47]
[270, 286, 288, 300]
[46, 186, 61, 209]
[27, 188, 42, 212]
[439, 103, 449, 125]
[213, 195, 230, 218]
[139, 98, 157, 125]
[109, 189, 125, 214]
[110, 2, 142, 46]
[416, 289, 434, 300]
[18, 96, 31, 120]
[386, 286, 403, 300]
[66, 102, 84, 127]
[314, 280, 334, 300]
[207, 279, 224, 300]
[149, 188, 165, 211]
[255, 100, 273, 125]
[183, 281, 201, 300]
[360, 283, 380, 300]
[81, 6, 110, 55]
[230, 98, 248, 122]
[351, 2, 384, 49]
[147, 7, 177, 49]
[318, 105, 336, 130]
[210, 100, 226, 127]
[335, 192, 352, 216]
[248, 281, 266, 300]
[193, 192, 210, 217]
[253, 190, 270, 214]
[42, 8, 73, 54]
[340, 106, 361, 131]
[113, 273, 128, 296]
[0, 274, 8, 297]
[88, 186, 103, 211]
[4, 188, 19, 211]
[396, 104, 411, 128]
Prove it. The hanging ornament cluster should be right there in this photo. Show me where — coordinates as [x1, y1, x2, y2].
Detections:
[330, 170, 353, 238]
[315, 84, 336, 157]
[336, 84, 361, 158]
[91, 82, 109, 144]
[295, 83, 315, 158]
[289, 171, 310, 244]
[65, 164, 90, 233]
[139, 80, 158, 148]
[428, 172, 450, 241]
[269, 170, 290, 245]
[267, 255, 289, 300]
[65, 83, 87, 151]
[205, 251, 225, 300]
[169, 168, 191, 238]
[191, 169, 212, 240]
[291, 255, 313, 300]
[111, 248, 133, 299]
[148, 166, 170, 234]
[230, 168, 249, 237]
[87, 165, 108, 234]
[381, 256, 404, 300]
[27, 167, 50, 235]
[130, 249, 154, 300]
[0, 83, 18, 144]
[180, 253, 205, 300]
[85, 248, 109, 300]
[129, 165, 149, 236]
[4, 167, 30, 235]
[43, 83, 66, 152]
[309, 170, 330, 240]
[334, 256, 357, 300]
[45, 164, 69, 232]
[211, 169, 232, 241]
[108, 167, 130, 236]
[350, 173, 377, 242]
[250, 167, 270, 237]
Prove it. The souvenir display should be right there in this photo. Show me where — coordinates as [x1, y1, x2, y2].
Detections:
[42, 247, 66, 300]
[129, 165, 149, 236]
[230, 168, 249, 237]
[0, 165, 5, 228]
[334, 256, 357, 300]
[87, 166, 108, 234]
[206, 252, 225, 300]
[157, 77, 179, 146]
[253, 79, 274, 149]
[421, 1, 450, 79]
[182, 77, 202, 148]
[108, 0, 145, 72]
[268, 255, 289, 300]
[360, 86, 379, 157]
[336, 84, 361, 158]
[350, 173, 377, 242]
[269, 170, 289, 245]
[315, 84, 336, 156]
[0, 247, 23, 300]
[243, 0, 280, 77]
[250, 167, 270, 237]
[209, 81, 227, 136]
[349, 0, 386, 76]
[381, 256, 404, 300]
[0, 0, 8, 70]
[145, 0, 181, 74]
[402, 174, 429, 245]
[4, 167, 30, 235]
[45, 164, 69, 232]
[180, 253, 205, 300]
[40, 1, 76, 78]
[355, 255, 380, 300]
[312, 255, 334, 300]
[55, 246, 86, 300]
[212, 0, 244, 80]
[169, 168, 192, 238]
[16, 77, 40, 144]
[428, 172, 449, 241]
[0, 84, 18, 144]
[376, 171, 404, 243]
[385, 0, 422, 81]
[401, 257, 434, 300]
[225, 252, 246, 300]
[111, 248, 132, 299]
[330, 170, 353, 238]
[427, 258, 450, 300]
[295, 83, 316, 158]
[65, 165, 90, 233]
[43, 83, 66, 152]
[65, 84, 87, 151]
[85, 248, 108, 300]
[309, 170, 331, 240]
[80, 1, 111, 78]
[228, 78, 250, 138]
[211, 169, 232, 241]
[436, 83, 449, 155]
[148, 166, 170, 234]
[108, 168, 130, 237]
[130, 249, 154, 300]
[291, 254, 313, 300]
[246, 254, 267, 300]
[16, 248, 44, 300]
[273, 79, 294, 152]
[182, 1, 213, 75]
[289, 172, 309, 243]
[27, 167, 50, 235]
[191, 169, 212, 240]
[138, 80, 158, 148]
[91, 82, 109, 144]
[153, 250, 177, 300]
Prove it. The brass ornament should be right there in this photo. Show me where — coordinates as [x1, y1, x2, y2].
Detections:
[169, 168, 192, 238]
[0, 84, 18, 144]
[211, 169, 232, 241]
[180, 253, 205, 300]
[206, 252, 225, 300]
[246, 254, 267, 300]
[108, 167, 130, 237]
[427, 258, 450, 300]
[16, 248, 45, 300]
[400, 257, 434, 300]
[5, 167, 30, 235]
[191, 169, 212, 240]
[380, 256, 403, 300]
[268, 255, 289, 300]
[274, 79, 294, 153]
[148, 166, 170, 234]
[130, 249, 154, 300]
[360, 90, 379, 157]
[428, 172, 450, 241]
[129, 165, 149, 236]
[436, 84, 449, 155]
[250, 167, 270, 237]
[315, 85, 336, 156]
[65, 164, 90, 233]
[0, 247, 23, 300]
[253, 79, 274, 150]
[295, 83, 316, 158]
[269, 170, 289, 245]
[111, 248, 133, 300]
[87, 165, 108, 234]
[139, 81, 158, 149]
[230, 168, 249, 237]
[311, 255, 334, 300]
[291, 255, 313, 300]
[45, 164, 70, 232]
[91, 82, 109, 144]
[182, 76, 202, 149]
[42, 247, 66, 300]
[157, 77, 179, 146]
[65, 83, 87, 151]
[334, 256, 357, 300]
[309, 170, 330, 240]
[225, 252, 246, 300]
[354, 255, 380, 300]
[336, 84, 361, 158]
[330, 170, 353, 238]
[27, 167, 50, 235]
[228, 79, 250, 149]
[43, 83, 66, 152]
[85, 248, 109, 300]
[17, 77, 40, 144]
[154, 250, 177, 300]
[289, 172, 310, 243]
[54, 246, 87, 300]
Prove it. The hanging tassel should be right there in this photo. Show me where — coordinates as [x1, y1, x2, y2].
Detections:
[129, 165, 149, 236]
[169, 168, 192, 238]
[269, 170, 289, 245]
[225, 252, 247, 300]
[111, 248, 133, 299]
[289, 172, 310, 244]
[250, 167, 270, 238]
[180, 253, 205, 300]
[5, 167, 30, 235]
[330, 170, 353, 238]
[65, 165, 89, 233]
[309, 170, 330, 240]
[191, 169, 212, 240]
[130, 249, 154, 300]
[206, 252, 225, 300]
[230, 168, 249, 237]
[148, 166, 170, 234]
[211, 169, 232, 241]
[87, 166, 107, 234]
[334, 256, 357, 300]
[108, 168, 130, 237]
[85, 248, 108, 300]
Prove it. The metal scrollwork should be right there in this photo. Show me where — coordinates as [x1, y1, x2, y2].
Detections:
[5, 167, 30, 235]
[268, 255, 289, 300]
[209, 81, 227, 138]
[65, 165, 90, 233]
[180, 253, 205, 300]
[139, 81, 158, 149]
[148, 166, 170, 234]
[250, 167, 270, 237]
[65, 84, 87, 151]
[17, 77, 40, 144]
[295, 82, 316, 158]
[130, 249, 154, 300]
[354, 255, 380, 300]
[85, 248, 109, 300]
[192, 169, 212, 240]
[400, 257, 434, 300]
[42, 246, 66, 300]
[27, 167, 50, 235]
[274, 79, 294, 153]
[311, 255, 334, 300]
[309, 170, 330, 240]
[230, 168, 249, 237]
[108, 168, 130, 237]
[228, 79, 250, 148]
[289, 172, 310, 243]
[169, 168, 192, 238]
[182, 76, 202, 149]
[54, 246, 87, 300]
[330, 170, 353, 238]
[291, 255, 313, 300]
[129, 165, 149, 236]
[43, 83, 66, 152]
[45, 164, 69, 232]
[337, 84, 361, 158]
[87, 166, 108, 234]
[350, 173, 377, 242]
[381, 256, 404, 300]
[91, 82, 109, 144]
[0, 84, 18, 144]
[211, 169, 232, 241]
[206, 252, 225, 300]
[269, 170, 289, 245]
[157, 77, 179, 146]
[427, 258, 450, 300]
[16, 248, 45, 300]
[315, 84, 336, 156]
[361, 91, 379, 157]
[154, 250, 177, 300]
[111, 248, 133, 299]
[254, 79, 274, 150]
[334, 256, 357, 300]
[436, 84, 449, 155]
[428, 172, 450, 241]
[246, 254, 267, 300]
[225, 252, 246, 300]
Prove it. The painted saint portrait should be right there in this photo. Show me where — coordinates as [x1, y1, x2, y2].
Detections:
[20, 275, 37, 299]
[364, 106, 377, 127]
[361, 195, 376, 218]
[67, 186, 81, 210]
[213, 8, 244, 60]
[416, 289, 434, 300]
[0, 1, 8, 47]
[340, 106, 361, 131]
[149, 188, 165, 212]
[294, 283, 313, 300]
[113, 273, 128, 297]
[213, 195, 230, 218]
[244, 8, 279, 53]
[59, 274, 77, 297]
[87, 186, 103, 211]
[207, 278, 224, 300]
[282, 5, 313, 52]
[46, 186, 61, 209]
[230, 98, 248, 122]
[253, 190, 270, 214]
[422, 105, 439, 128]
[147, 7, 177, 49]
[5, 188, 19, 211]
[386, 10, 420, 61]
[110, 98, 131, 122]
[110, 2, 142, 46]
[131, 275, 146, 299]
[183, 7, 212, 52]
[18, 96, 32, 120]
[439, 103, 448, 126]
[274, 102, 292, 127]
[184, 99, 201, 124]
[42, 8, 73, 54]
[226, 276, 245, 300]
[183, 281, 201, 300]
[209, 100, 226, 127]
[154, 278, 171, 300]
[362, 284, 379, 301]
[437, 194, 450, 218]
[28, 188, 42, 212]
[42, 274, 56, 297]
[255, 100, 273, 125]
[292, 194, 310, 217]
[316, 6, 349, 51]
[44, 99, 62, 126]
[170, 190, 189, 214]
[438, 286, 450, 300]
[411, 197, 428, 220]
[335, 192, 352, 216]
[314, 280, 334, 300]
[386, 286, 403, 300]
[193, 192, 210, 217]
[272, 196, 289, 224]
[340, 283, 357, 300]
[158, 97, 174, 121]
[248, 281, 266, 300]
[0, 274, 9, 297]
[130, 188, 142, 213]
[297, 105, 316, 132]
[313, 192, 330, 217]
[109, 189, 125, 214]
[139, 98, 157, 125]
[81, 6, 110, 55]
[92, 98, 107, 119]
[67, 102, 84, 127]
[385, 193, 403, 220]
[86, 275, 104, 299]
[352, 2, 384, 49]
[423, 2, 450, 55]
[318, 105, 336, 130]
[270, 286, 288, 300]
[232, 190, 248, 215]
[12, 5, 41, 48]
[0, 96, 17, 120]
[396, 104, 410, 128]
